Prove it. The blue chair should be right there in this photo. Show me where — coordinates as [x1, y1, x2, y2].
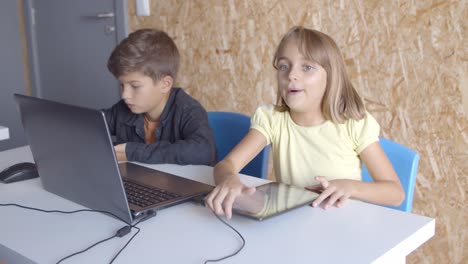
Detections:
[207, 112, 270, 179]
[361, 138, 420, 212]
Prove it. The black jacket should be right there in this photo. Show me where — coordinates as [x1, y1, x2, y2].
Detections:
[103, 88, 217, 165]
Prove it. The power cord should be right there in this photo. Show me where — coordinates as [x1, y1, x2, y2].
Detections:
[56, 232, 120, 264]
[1, 202, 245, 263]
[108, 212, 155, 263]
[0, 203, 154, 264]
[204, 210, 246, 263]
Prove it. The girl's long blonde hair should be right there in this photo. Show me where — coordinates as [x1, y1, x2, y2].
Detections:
[273, 26, 365, 123]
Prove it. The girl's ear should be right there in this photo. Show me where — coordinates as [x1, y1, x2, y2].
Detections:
[160, 75, 174, 93]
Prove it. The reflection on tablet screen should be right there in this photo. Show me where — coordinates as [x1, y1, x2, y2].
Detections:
[232, 182, 319, 220]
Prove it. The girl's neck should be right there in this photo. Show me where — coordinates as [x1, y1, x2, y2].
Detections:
[289, 110, 326, 127]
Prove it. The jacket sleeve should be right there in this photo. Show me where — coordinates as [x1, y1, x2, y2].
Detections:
[125, 106, 217, 166]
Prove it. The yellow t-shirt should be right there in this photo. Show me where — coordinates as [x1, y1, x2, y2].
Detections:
[251, 105, 380, 187]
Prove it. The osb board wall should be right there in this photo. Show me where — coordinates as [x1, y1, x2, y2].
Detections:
[127, 0, 467, 263]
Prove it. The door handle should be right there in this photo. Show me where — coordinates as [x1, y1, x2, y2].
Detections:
[85, 12, 114, 19]
[96, 12, 114, 18]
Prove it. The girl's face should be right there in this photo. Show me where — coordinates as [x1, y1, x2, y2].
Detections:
[118, 71, 170, 119]
[276, 39, 327, 115]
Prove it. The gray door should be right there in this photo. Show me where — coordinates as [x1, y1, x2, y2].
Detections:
[0, 0, 28, 151]
[25, 0, 128, 109]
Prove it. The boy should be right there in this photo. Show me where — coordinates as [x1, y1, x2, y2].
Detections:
[104, 28, 216, 165]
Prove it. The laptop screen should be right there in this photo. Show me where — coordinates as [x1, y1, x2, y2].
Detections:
[15, 94, 214, 224]
[15, 94, 134, 223]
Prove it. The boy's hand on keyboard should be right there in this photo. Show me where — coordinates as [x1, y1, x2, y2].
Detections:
[114, 143, 128, 161]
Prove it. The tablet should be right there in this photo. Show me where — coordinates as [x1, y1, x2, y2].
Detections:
[232, 182, 319, 221]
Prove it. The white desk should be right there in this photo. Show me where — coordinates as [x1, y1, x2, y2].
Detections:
[0, 146, 435, 264]
[0, 126, 9, 140]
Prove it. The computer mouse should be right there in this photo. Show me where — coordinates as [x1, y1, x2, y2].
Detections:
[0, 162, 39, 184]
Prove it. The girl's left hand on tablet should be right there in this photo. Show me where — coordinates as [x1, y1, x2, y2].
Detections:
[306, 176, 354, 209]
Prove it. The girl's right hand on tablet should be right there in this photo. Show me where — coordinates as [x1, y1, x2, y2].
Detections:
[205, 175, 255, 219]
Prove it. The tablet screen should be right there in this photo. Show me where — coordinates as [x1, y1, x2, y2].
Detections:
[232, 182, 319, 220]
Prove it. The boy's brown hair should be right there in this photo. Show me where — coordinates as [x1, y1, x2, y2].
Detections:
[107, 28, 179, 82]
[273, 26, 366, 123]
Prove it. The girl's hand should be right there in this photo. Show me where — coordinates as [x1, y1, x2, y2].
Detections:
[205, 175, 256, 219]
[114, 143, 128, 161]
[306, 176, 355, 209]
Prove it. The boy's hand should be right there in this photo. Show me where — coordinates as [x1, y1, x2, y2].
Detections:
[205, 175, 256, 219]
[114, 143, 128, 161]
[306, 176, 355, 209]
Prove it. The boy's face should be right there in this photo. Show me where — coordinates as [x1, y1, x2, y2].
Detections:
[118, 72, 172, 119]
[276, 39, 327, 115]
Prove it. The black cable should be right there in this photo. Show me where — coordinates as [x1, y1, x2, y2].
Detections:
[109, 226, 140, 263]
[109, 211, 155, 263]
[0, 203, 148, 264]
[0, 203, 130, 224]
[204, 211, 246, 264]
[1, 203, 245, 263]
[56, 233, 119, 264]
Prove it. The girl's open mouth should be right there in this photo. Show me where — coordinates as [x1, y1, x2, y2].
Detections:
[288, 89, 303, 94]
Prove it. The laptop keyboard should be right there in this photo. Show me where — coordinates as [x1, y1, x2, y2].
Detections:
[123, 179, 181, 208]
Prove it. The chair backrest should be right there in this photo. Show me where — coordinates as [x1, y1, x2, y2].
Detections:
[361, 138, 420, 212]
[207, 112, 270, 179]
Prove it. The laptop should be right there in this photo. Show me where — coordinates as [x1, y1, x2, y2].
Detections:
[231, 182, 319, 221]
[14, 94, 214, 224]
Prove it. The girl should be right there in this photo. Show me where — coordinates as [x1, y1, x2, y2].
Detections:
[205, 26, 405, 219]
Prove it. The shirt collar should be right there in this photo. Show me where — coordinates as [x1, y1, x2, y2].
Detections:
[122, 87, 179, 127]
